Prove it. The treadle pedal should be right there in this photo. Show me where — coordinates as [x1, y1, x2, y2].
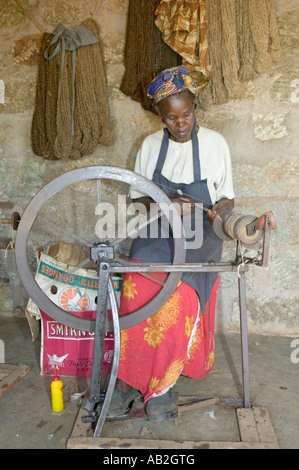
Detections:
[82, 410, 98, 423]
[178, 396, 220, 412]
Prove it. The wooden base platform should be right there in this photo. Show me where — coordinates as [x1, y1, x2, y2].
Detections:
[0, 363, 30, 398]
[67, 398, 279, 449]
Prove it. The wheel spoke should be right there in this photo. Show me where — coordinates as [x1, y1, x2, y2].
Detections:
[36, 214, 93, 247]
[108, 206, 162, 247]
[68, 256, 92, 274]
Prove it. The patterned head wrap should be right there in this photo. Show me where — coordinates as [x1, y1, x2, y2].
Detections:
[147, 66, 198, 103]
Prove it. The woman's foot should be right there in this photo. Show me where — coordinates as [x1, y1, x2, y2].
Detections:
[107, 380, 140, 417]
[145, 389, 178, 421]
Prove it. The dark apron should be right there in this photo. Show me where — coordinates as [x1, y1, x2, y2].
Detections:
[129, 127, 223, 311]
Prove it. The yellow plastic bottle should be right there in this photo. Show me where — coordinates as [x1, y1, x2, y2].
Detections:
[51, 366, 64, 413]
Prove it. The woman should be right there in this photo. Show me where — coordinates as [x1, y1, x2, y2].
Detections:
[109, 66, 235, 420]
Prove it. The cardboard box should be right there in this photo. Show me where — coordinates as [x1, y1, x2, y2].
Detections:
[25, 244, 122, 377]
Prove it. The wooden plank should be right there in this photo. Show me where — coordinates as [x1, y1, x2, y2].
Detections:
[253, 407, 279, 447]
[0, 364, 30, 398]
[0, 201, 13, 209]
[236, 408, 260, 442]
[0, 373, 9, 380]
[67, 436, 279, 450]
[70, 397, 93, 438]
[0, 364, 19, 373]
[24, 308, 40, 342]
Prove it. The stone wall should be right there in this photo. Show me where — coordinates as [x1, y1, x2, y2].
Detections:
[0, 0, 298, 336]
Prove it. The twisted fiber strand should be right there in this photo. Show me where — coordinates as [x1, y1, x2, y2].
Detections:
[248, 0, 273, 74]
[79, 18, 111, 148]
[267, 0, 282, 62]
[53, 50, 73, 159]
[31, 33, 50, 156]
[220, 0, 245, 99]
[236, 0, 256, 82]
[120, 0, 181, 114]
[120, 0, 156, 111]
[206, 0, 227, 105]
[71, 18, 111, 159]
[31, 33, 61, 160]
[43, 40, 61, 160]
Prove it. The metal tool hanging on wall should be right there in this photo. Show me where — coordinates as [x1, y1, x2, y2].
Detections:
[0, 212, 20, 231]
[13, 166, 277, 438]
[0, 201, 20, 250]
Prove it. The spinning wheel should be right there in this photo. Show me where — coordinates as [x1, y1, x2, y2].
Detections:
[15, 166, 186, 332]
[15, 166, 186, 435]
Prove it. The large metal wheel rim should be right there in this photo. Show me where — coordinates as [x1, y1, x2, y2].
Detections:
[15, 166, 186, 332]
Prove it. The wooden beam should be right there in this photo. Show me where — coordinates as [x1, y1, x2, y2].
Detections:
[67, 436, 278, 450]
[0, 363, 30, 398]
[252, 407, 279, 446]
[237, 408, 260, 442]
[0, 202, 13, 209]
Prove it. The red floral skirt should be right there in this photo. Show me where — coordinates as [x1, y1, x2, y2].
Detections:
[118, 263, 220, 403]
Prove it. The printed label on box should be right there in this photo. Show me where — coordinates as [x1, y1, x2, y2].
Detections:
[27, 252, 122, 377]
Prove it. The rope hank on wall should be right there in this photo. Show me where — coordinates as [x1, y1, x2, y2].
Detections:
[155, 0, 282, 108]
[31, 18, 111, 160]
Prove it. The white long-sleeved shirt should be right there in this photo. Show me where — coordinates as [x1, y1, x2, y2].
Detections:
[129, 126, 235, 205]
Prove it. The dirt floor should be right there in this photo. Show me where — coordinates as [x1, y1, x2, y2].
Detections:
[0, 315, 298, 449]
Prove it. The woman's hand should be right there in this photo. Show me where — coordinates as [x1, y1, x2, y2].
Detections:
[207, 198, 234, 224]
[170, 197, 194, 216]
[133, 196, 234, 223]
[132, 196, 194, 217]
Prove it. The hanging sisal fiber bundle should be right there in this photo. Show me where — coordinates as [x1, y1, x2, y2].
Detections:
[236, 0, 257, 82]
[156, 0, 281, 108]
[220, 0, 245, 100]
[205, 0, 227, 105]
[120, 0, 182, 114]
[31, 32, 59, 159]
[247, 0, 282, 74]
[31, 18, 111, 160]
[204, 0, 282, 106]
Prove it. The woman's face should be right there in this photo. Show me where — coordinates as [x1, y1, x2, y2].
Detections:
[158, 90, 195, 143]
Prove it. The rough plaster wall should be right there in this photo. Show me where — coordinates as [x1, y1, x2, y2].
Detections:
[0, 0, 298, 336]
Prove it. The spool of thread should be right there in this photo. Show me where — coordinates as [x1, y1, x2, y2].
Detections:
[51, 366, 64, 413]
[213, 211, 263, 245]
